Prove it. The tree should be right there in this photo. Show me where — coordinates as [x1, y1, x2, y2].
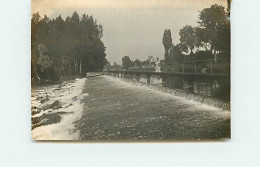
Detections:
[31, 12, 41, 63]
[134, 59, 142, 67]
[122, 56, 132, 70]
[179, 25, 198, 55]
[162, 29, 173, 63]
[31, 12, 41, 80]
[168, 43, 183, 63]
[31, 11, 107, 80]
[197, 4, 229, 61]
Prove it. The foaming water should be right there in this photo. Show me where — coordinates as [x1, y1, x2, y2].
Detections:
[31, 78, 87, 140]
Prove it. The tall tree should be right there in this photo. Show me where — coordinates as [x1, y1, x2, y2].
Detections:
[162, 29, 173, 63]
[31, 12, 41, 64]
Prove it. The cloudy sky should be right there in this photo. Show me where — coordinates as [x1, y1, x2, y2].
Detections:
[32, 0, 227, 64]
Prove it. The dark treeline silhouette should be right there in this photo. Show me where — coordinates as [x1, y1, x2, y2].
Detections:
[121, 55, 156, 70]
[163, 4, 230, 64]
[31, 11, 107, 81]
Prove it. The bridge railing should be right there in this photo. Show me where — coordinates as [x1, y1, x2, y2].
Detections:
[106, 58, 230, 76]
[161, 58, 230, 75]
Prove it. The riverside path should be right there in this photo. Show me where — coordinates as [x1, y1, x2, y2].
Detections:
[76, 75, 230, 141]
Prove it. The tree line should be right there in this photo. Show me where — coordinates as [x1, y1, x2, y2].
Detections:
[119, 55, 161, 70]
[31, 11, 107, 81]
[164, 4, 230, 64]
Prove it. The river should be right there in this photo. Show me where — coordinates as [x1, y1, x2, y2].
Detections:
[31, 75, 230, 141]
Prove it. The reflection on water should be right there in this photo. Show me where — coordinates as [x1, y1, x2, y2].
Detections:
[123, 74, 230, 102]
[165, 76, 230, 101]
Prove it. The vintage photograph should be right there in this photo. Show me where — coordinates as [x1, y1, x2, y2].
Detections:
[31, 0, 231, 141]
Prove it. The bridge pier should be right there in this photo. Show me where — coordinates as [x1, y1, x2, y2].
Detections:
[136, 74, 140, 82]
[162, 75, 167, 87]
[146, 75, 151, 84]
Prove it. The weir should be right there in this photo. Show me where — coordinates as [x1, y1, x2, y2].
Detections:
[104, 70, 230, 110]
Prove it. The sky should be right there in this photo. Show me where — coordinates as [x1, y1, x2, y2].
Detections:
[32, 0, 227, 64]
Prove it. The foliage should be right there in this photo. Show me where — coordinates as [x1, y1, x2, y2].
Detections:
[166, 4, 230, 64]
[31, 11, 106, 81]
[162, 29, 172, 50]
[179, 25, 199, 54]
[133, 59, 142, 67]
[122, 56, 132, 69]
[168, 43, 183, 63]
[162, 29, 173, 63]
[197, 4, 229, 55]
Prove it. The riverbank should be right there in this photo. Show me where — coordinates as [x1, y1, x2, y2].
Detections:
[31, 76, 77, 88]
